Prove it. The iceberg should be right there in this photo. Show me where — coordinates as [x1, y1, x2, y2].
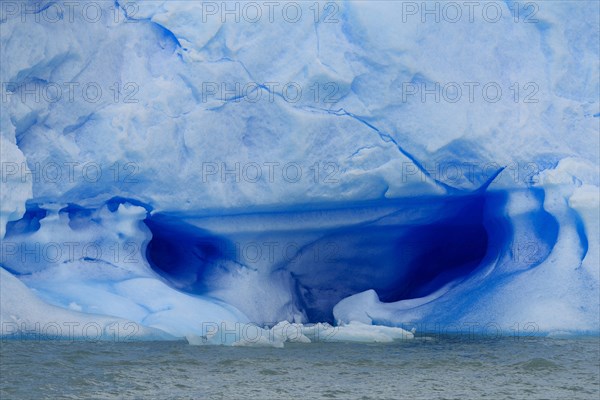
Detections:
[1, 0, 598, 341]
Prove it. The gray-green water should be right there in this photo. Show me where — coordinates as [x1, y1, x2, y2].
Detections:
[1, 336, 599, 399]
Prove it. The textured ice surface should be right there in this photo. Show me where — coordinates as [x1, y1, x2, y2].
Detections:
[1, 1, 598, 340]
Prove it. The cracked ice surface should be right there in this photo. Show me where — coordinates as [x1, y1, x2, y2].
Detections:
[0, 1, 598, 341]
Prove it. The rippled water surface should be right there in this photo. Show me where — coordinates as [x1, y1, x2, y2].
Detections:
[1, 336, 599, 399]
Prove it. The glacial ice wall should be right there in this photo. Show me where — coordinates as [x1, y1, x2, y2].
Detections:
[1, 0, 598, 340]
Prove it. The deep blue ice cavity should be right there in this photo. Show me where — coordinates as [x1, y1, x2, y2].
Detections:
[4, 203, 47, 237]
[286, 193, 507, 322]
[144, 214, 234, 292]
[140, 191, 533, 323]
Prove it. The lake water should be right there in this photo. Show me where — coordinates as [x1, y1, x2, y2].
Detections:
[1, 336, 598, 399]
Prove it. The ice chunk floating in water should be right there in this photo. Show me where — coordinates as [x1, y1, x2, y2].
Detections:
[185, 321, 413, 348]
[0, 1, 598, 342]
